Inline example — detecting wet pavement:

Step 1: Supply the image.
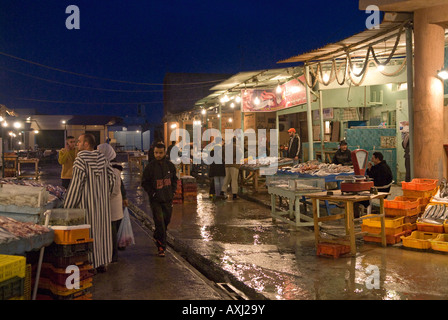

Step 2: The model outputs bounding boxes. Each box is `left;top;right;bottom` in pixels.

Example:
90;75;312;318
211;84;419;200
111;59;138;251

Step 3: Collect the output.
35;160;448;300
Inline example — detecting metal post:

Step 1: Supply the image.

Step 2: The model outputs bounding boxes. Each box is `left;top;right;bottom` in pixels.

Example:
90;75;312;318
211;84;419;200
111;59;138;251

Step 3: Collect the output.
406;25;414;180
319;90;325;162
305;65;314;160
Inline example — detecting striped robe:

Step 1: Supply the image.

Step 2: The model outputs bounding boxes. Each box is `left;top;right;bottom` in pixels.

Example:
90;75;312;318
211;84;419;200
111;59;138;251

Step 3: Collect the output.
64;150;115;268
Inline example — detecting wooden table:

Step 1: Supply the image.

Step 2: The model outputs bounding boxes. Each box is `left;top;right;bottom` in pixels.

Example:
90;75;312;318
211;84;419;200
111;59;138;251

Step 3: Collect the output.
240;160;293;192
17;158;39;179
268;185;324;227
305;190;389;256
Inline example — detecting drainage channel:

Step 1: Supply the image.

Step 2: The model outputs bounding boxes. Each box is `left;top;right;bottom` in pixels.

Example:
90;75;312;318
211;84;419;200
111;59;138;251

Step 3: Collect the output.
129;203;266;301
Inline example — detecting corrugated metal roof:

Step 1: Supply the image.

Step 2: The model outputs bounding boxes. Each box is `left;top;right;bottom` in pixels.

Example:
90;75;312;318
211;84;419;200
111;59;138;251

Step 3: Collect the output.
278;12;413;65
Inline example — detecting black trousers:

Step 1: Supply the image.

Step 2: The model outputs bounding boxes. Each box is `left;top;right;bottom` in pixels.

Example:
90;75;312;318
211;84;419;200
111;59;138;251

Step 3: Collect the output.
61;179;71;190
111;219;122;261
150;200;173;250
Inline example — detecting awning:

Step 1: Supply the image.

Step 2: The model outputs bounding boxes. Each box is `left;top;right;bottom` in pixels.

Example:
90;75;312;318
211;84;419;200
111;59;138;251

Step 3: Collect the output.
278;12;413;65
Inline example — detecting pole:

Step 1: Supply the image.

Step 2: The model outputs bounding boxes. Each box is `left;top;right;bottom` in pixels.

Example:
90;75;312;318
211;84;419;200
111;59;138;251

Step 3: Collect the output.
305;65;314;160
406;25;414;180
319;90;325;162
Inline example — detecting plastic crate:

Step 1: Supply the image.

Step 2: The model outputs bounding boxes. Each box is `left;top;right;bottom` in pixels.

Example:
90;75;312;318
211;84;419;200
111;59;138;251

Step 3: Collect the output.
402;179;438;191
49;209;86;226
445;220;448;234
363;230;410;245
0;255;26;282
402;188;437;202
51;225;91;245
401;231;439;250
429;234;448;253
47;240;93;258
43;252;90;269
384;196;419;210
40;262;94;287
362;214;404;229
316;242;351;258
402;223;417;232
0;276;24;300
403;214;419;225
38;276;92;296
385;206;419;217
361;224;403;236
416;219;445;233
37;287;92;300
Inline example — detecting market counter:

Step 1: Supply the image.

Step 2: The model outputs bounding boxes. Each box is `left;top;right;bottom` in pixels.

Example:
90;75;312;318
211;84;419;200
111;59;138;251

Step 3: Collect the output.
305;190;389;256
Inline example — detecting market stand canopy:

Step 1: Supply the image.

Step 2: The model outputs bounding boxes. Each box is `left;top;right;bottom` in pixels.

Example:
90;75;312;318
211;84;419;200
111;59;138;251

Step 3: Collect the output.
277;12;413;88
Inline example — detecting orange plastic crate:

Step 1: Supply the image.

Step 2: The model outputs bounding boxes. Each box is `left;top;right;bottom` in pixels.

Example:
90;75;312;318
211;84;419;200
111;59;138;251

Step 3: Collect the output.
402;179;438;191
361;224;403;236
416;219;445;233
385;206;419;217
51;225;91;245
384;196;419;210
316;242;351;258
363;230;410;245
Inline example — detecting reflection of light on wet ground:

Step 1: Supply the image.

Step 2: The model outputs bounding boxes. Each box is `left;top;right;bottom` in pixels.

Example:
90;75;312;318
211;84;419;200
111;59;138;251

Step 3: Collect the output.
196;193;216;242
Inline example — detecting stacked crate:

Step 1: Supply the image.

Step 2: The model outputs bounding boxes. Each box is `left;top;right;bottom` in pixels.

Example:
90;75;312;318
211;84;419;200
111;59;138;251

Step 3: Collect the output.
173;180;183;204
0;254;27;300
181;176;197;203
362;215;409;245
36;209;93;300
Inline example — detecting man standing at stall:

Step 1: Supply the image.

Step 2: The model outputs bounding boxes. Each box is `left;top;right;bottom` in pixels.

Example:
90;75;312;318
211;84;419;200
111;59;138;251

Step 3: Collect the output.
332;140;352;166
58;136;78;190
141;142;178;257
286;128;301;162
64;133;115;272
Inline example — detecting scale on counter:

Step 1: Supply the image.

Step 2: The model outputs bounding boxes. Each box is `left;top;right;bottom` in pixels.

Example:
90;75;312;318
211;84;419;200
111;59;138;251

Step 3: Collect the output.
338;149;374;194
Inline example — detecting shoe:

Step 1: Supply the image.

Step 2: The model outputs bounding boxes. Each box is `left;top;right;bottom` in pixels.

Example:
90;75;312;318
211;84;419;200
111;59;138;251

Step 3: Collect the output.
95;265;107;273
158;247;165;257
232;194;238;200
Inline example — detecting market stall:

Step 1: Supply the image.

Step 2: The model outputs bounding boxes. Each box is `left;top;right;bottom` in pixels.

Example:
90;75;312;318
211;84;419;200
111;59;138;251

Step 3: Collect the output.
239;157;293;192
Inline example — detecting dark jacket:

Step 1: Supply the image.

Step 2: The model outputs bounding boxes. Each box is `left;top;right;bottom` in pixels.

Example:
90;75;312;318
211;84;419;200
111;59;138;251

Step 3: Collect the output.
366;160;393;192
287;134;301;159
141;158;178;203
332;149;352;166
209;145;226;178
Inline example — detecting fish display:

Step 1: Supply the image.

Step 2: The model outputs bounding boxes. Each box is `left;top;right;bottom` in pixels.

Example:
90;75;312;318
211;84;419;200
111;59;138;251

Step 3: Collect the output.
421;204;448;223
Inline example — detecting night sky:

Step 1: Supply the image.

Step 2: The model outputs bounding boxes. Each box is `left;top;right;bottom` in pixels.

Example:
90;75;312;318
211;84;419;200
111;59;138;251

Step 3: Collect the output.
0;1;368;124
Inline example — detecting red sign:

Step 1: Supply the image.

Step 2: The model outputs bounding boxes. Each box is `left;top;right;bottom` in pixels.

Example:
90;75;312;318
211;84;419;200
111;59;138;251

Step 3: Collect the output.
241;76;307;112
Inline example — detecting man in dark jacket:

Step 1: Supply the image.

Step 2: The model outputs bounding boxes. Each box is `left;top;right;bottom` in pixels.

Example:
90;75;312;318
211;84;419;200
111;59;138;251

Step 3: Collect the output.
286;128;301;162
366;152;393;194
332;140;352;165
141;143;178;257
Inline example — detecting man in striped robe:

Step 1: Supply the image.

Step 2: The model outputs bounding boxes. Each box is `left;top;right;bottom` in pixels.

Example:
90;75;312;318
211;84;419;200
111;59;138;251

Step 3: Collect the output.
64;133;115;271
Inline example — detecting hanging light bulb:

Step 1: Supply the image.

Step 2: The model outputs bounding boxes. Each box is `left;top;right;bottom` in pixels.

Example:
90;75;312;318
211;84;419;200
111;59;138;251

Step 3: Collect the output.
235;95;241;103
322;73;330;83
201;109;206;115
228;118;233;123
230;103;235;108
254;97;260;105
377;65;385;72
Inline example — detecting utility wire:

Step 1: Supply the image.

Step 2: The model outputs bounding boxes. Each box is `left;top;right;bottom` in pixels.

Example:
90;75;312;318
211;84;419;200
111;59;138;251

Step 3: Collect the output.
0;51;228;86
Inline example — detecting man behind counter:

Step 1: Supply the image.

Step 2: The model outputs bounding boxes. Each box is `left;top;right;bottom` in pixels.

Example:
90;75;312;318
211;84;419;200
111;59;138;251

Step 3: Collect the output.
332;140;352;166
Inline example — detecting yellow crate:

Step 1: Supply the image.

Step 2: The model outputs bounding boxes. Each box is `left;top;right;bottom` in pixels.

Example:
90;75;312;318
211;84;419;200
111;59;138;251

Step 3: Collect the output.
361;224;403;236
362;214;404;229
0;255;26;283
402;188;437;202
401;231;439;250
429;234;448;253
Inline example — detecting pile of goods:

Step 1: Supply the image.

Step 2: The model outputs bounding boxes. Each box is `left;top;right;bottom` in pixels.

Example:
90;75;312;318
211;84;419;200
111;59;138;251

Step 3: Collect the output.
0;179;65;200
0;216;51;240
35;209;93;300
181;176;197;203
173;180;183;204
0;254;29;300
287;161;353;176
241;157;293;169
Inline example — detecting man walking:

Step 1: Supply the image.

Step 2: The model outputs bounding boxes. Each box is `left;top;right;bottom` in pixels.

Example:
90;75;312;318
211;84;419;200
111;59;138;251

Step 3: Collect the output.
64;133;115;272
141;142;178;257
58;135;78;189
